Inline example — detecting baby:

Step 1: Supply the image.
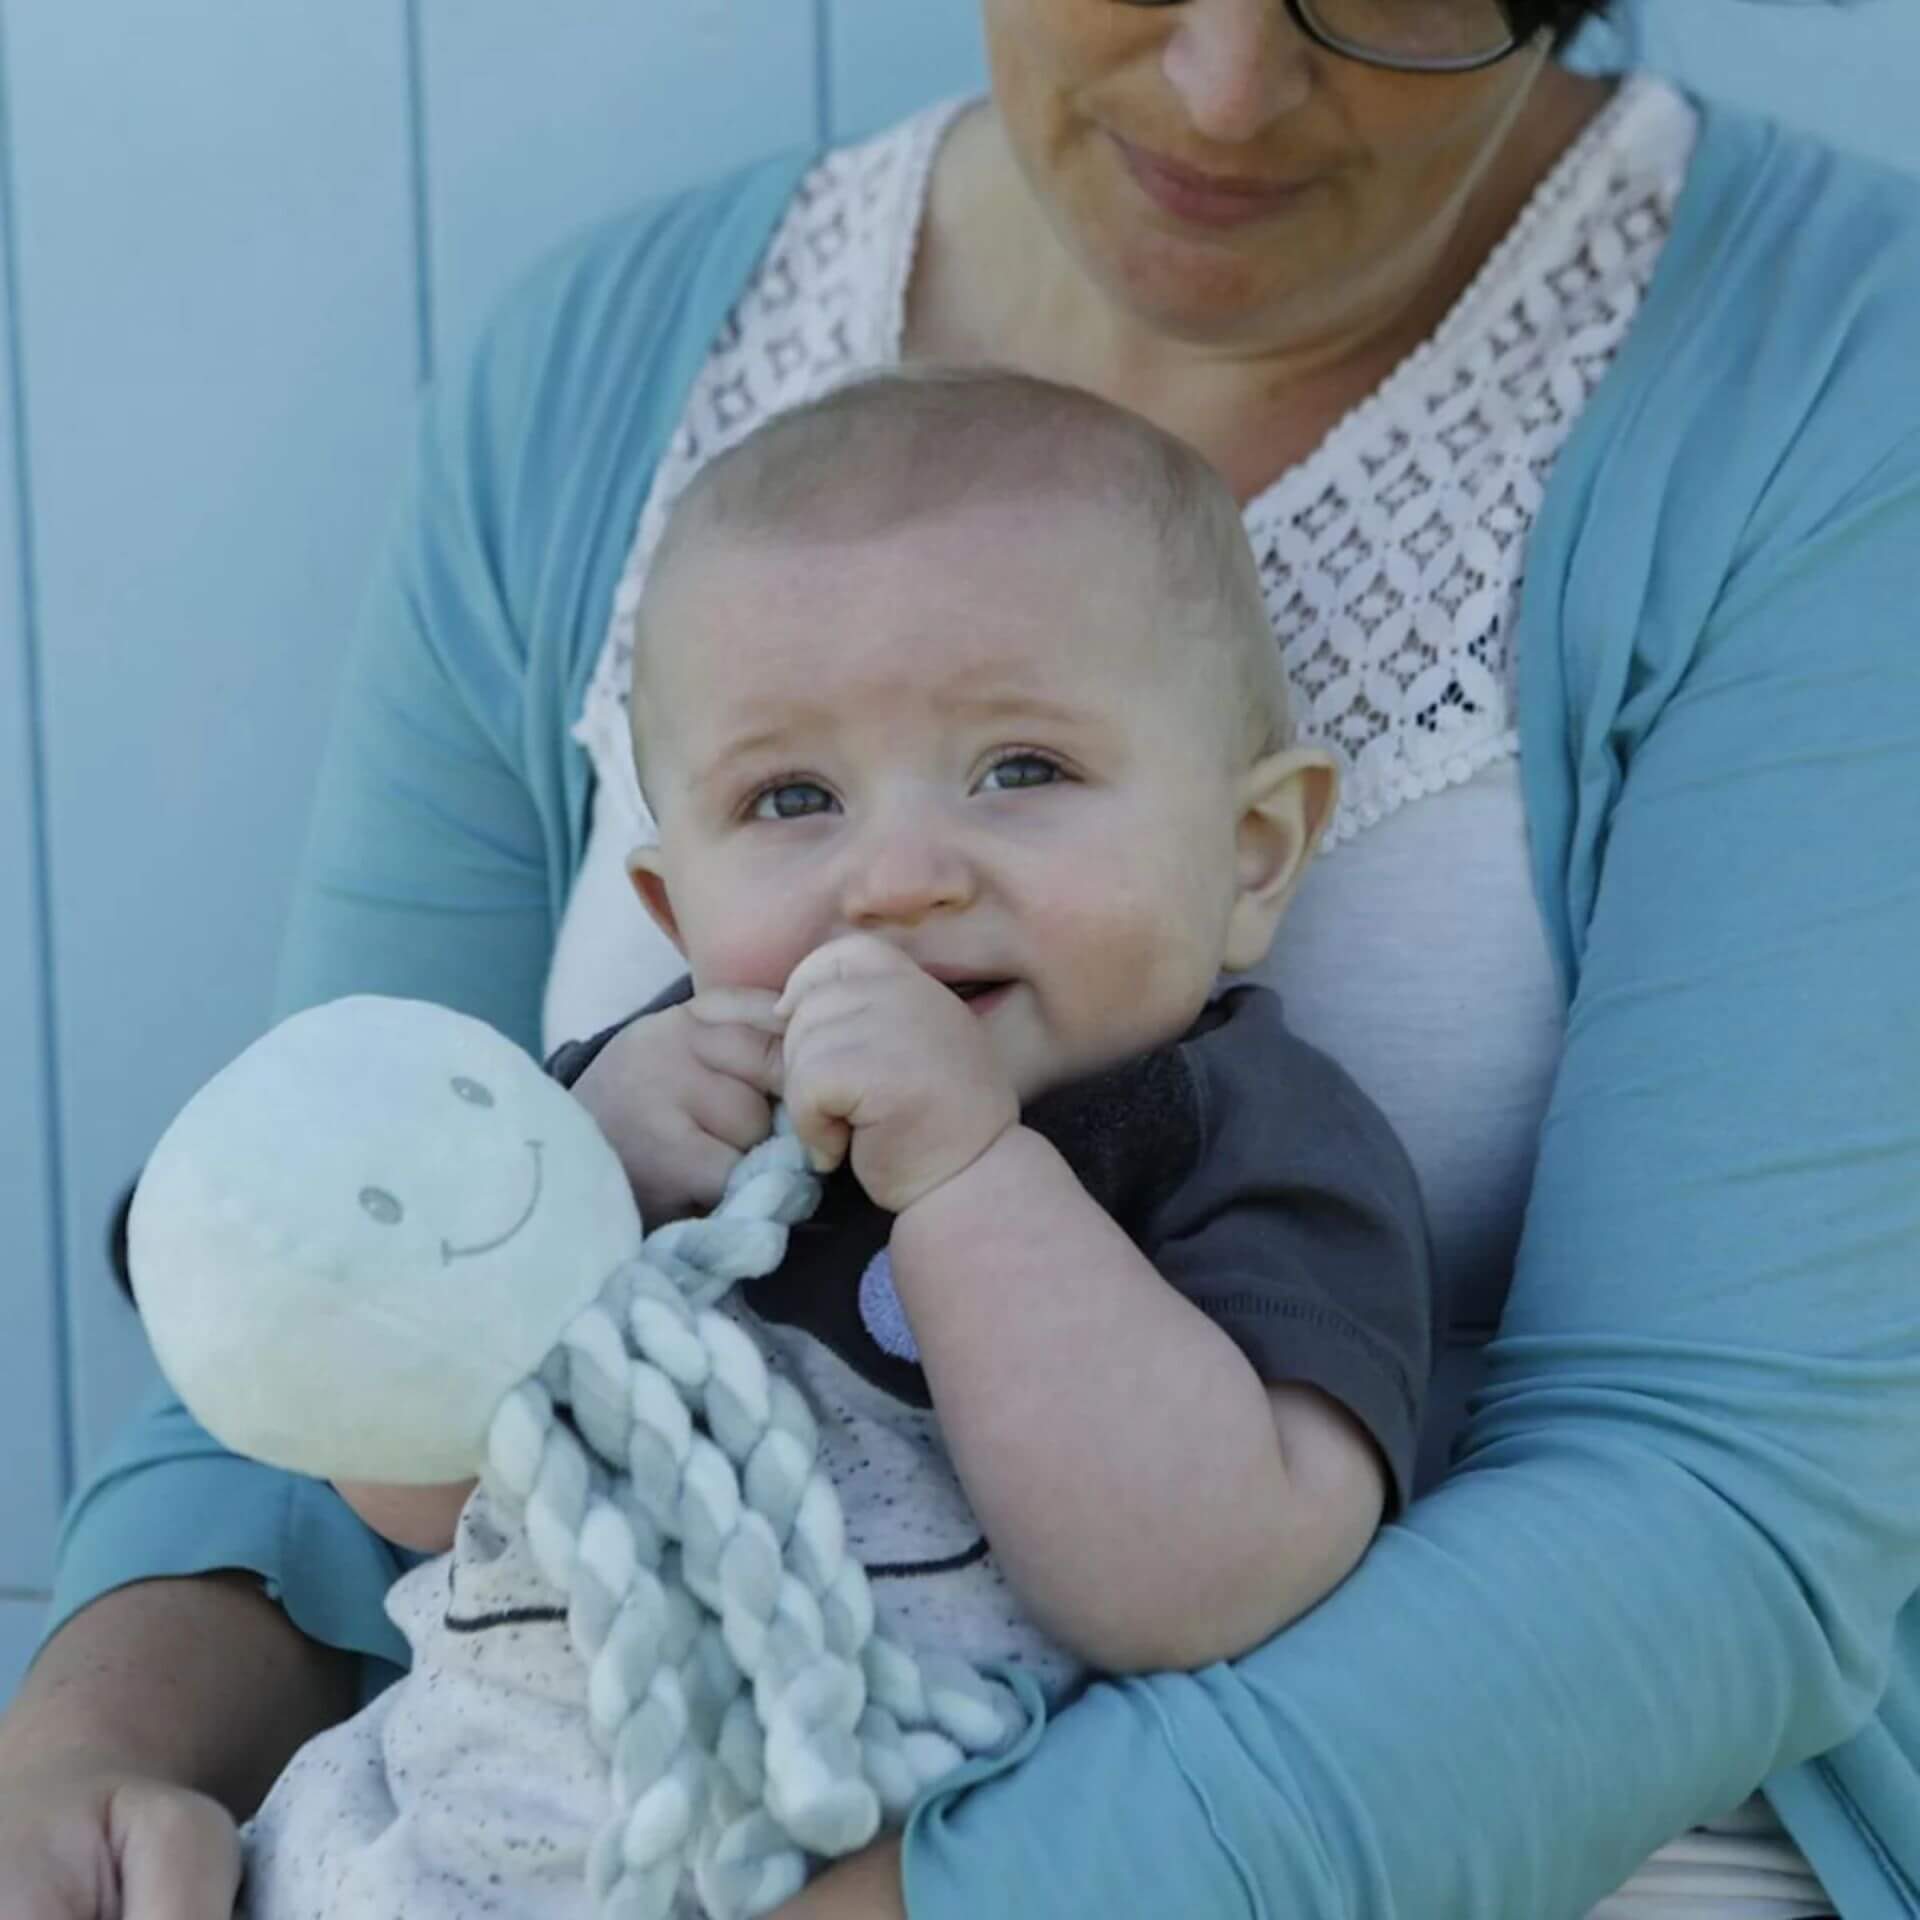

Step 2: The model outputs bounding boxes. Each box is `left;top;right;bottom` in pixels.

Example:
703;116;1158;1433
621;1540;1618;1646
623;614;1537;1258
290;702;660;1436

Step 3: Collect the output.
244;368;1434;1916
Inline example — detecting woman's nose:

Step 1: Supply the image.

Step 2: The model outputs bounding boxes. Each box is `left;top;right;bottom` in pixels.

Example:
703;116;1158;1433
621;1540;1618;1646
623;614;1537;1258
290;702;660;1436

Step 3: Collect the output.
1161;0;1312;145
840;819;976;927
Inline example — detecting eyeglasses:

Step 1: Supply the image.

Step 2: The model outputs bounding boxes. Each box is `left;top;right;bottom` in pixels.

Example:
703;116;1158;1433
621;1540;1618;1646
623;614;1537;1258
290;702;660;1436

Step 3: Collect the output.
1287;0;1526;70
1129;1;1528;75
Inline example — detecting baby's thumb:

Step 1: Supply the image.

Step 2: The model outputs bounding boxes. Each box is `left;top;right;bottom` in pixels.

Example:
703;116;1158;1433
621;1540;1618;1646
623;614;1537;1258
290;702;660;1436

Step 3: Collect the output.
785;1095;851;1177
111;1781;240;1920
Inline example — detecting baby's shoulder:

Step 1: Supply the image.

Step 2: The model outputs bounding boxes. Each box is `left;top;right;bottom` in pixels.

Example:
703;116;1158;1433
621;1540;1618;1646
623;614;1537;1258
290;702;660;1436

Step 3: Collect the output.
1177;986;1424;1212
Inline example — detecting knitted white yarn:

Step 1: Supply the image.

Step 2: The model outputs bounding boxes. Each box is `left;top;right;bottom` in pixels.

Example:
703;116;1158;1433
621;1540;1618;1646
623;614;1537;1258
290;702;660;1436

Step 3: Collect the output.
482;1108;1029;1920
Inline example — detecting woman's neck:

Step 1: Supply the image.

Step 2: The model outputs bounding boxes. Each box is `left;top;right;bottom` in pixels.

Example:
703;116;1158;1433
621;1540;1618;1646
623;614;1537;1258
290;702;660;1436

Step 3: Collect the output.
906;67;1615;502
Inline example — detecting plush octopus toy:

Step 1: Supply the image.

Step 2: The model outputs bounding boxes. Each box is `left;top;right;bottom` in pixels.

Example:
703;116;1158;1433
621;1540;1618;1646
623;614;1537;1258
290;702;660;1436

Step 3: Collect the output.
128;994;1028;1920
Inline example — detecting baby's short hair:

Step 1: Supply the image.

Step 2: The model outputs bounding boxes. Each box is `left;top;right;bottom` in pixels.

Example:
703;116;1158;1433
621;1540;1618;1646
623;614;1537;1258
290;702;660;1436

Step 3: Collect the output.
641;366;1289;763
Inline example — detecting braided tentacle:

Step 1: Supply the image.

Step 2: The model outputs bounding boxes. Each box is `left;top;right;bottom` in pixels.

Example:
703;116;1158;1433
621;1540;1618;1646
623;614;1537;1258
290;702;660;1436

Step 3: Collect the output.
488;1377;716;1918
488;1109;1031;1919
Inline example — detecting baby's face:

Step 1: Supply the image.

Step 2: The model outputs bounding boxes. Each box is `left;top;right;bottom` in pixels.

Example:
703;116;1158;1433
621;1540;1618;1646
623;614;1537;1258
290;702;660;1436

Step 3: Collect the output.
631;495;1259;1103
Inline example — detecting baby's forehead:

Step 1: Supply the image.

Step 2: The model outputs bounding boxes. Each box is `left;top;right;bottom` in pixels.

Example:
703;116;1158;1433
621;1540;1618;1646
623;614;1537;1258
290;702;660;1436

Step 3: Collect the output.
657;532;1183;702
629;489;1267;785
643;493;1177;657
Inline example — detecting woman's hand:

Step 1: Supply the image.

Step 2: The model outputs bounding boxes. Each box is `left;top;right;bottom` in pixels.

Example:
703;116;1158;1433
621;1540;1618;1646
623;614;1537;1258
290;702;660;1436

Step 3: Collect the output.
571;991;785;1225
0;1747;240;1920
773;1836;907;1920
0;1575;359;1918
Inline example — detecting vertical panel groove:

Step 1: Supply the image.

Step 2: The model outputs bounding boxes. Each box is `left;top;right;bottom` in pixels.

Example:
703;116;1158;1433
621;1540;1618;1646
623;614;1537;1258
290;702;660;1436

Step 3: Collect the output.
813;0;832;150
404;0;436;387
0;0;76;1511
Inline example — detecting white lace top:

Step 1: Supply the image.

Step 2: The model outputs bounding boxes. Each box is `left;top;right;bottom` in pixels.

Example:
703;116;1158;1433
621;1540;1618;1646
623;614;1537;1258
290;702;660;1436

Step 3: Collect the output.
544;77;1834;1919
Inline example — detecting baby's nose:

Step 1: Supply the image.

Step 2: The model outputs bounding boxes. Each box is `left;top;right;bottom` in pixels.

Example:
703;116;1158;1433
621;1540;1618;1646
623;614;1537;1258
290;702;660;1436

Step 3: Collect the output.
840;822;976;927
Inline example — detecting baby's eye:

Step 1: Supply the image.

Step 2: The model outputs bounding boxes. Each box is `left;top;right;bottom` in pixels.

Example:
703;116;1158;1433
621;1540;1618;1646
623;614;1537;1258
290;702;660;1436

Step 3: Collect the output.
750;780;835;821
450;1076;494;1108
978;753;1064;793
360;1187;404;1226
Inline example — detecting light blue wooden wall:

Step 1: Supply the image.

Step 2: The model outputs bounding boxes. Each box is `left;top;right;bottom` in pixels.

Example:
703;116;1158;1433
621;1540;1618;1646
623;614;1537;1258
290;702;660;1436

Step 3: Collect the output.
0;0;1913;1708
0;0;65;1703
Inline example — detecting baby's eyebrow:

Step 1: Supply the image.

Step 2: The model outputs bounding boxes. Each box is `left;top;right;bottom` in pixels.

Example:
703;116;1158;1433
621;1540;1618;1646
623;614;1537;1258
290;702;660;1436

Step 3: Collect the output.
937;689;1092;729
685;723;800;800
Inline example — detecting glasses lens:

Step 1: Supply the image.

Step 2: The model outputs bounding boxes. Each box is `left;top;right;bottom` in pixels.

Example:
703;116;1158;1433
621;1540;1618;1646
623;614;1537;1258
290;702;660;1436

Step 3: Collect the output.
1302;0;1517;68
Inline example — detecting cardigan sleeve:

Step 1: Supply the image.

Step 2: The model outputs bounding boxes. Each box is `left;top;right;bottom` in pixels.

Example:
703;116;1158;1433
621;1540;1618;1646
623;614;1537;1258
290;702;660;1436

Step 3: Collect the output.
269;244;610;1052
43;1383;414;1696
272;150;810;1048
42;157;809;1672
900;398;1920;1919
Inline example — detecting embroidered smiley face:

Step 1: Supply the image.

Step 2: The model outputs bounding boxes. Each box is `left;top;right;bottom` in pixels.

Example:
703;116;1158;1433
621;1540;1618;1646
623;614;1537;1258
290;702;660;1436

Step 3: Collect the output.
131;995;643;1485
354;1073;548;1268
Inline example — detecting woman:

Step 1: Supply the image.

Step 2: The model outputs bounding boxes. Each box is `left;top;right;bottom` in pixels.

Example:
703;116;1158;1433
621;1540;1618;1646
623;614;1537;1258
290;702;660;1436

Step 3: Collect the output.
4;1;1915;1915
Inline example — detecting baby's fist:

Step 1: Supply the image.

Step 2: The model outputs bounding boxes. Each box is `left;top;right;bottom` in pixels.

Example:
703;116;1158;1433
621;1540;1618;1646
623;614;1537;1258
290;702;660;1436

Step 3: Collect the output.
777;935;1017;1213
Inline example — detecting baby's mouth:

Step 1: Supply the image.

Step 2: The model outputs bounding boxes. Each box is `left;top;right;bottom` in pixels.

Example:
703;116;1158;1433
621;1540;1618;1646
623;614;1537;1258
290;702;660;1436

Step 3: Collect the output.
948;979;1013;1011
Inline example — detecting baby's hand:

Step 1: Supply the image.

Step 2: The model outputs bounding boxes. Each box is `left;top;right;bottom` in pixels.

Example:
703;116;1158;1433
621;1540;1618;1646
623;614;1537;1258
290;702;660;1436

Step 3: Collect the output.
777;934;1018;1214
571;989;785;1225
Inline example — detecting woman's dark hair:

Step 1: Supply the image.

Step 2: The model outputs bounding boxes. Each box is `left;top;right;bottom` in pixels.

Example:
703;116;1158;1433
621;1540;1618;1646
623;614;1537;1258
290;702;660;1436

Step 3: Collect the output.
1511;0;1612;48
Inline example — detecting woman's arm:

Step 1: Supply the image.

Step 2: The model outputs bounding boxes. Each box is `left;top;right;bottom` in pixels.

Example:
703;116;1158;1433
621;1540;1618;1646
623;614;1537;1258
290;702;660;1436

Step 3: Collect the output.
1;1574;359;1822
0;1574;358;1920
41;1385;413;1681
892;1126;1385;1673
894;444;1920;1912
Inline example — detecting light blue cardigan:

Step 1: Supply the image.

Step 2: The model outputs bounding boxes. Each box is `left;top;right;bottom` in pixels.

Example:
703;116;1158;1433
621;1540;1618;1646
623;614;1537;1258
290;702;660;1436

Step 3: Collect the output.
51;90;1920;1918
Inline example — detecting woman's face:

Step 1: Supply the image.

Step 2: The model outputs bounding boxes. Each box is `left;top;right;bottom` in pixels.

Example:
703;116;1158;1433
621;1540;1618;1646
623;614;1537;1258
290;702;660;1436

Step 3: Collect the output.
979;0;1557;352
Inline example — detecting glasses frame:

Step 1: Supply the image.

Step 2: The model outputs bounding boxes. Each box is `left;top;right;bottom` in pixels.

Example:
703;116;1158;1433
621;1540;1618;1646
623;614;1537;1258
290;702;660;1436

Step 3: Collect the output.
1283;0;1524;73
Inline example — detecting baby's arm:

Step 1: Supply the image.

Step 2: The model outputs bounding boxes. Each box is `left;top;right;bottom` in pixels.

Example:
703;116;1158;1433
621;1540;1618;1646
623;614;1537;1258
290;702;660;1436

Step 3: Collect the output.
777;938;1423;1675
890;1131;1386;1674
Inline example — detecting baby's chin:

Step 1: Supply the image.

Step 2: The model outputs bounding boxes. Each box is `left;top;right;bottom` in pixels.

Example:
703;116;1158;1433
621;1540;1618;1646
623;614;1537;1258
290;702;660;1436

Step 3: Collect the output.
1009;998;1214;1110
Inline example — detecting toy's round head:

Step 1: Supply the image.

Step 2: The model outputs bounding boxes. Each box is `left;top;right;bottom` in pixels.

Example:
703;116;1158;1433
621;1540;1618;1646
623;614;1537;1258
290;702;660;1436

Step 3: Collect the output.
130;996;643;1483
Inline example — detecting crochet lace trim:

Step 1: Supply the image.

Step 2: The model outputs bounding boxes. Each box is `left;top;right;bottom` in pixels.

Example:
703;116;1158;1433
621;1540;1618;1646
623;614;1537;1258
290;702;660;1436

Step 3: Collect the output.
574;77;1699;852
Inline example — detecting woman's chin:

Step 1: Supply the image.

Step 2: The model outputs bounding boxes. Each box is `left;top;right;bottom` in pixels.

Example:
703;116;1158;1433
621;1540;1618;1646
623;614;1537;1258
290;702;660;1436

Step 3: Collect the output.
1074;212;1310;344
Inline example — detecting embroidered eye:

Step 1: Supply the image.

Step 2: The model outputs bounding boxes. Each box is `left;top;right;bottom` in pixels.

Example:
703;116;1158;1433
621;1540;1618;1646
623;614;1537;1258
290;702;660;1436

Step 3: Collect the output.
451;1076;494;1107
360;1187;404;1226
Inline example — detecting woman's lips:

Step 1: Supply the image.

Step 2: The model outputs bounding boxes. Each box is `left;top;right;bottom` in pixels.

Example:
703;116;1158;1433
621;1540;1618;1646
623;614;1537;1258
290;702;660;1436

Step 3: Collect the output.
1113;135;1319;230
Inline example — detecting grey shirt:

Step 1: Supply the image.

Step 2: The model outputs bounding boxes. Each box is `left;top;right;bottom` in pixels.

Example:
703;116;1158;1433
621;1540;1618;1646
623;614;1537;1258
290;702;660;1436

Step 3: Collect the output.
552;979;1435;1515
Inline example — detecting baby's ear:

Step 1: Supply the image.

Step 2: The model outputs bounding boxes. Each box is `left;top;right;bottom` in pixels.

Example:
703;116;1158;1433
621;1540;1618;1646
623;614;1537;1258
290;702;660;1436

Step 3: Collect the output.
624;846;686;954
1222;747;1339;972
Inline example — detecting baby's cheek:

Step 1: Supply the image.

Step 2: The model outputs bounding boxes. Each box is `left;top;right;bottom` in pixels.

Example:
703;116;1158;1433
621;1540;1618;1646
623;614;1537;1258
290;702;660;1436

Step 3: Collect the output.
1051;882;1219;1047
687;912;816;997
